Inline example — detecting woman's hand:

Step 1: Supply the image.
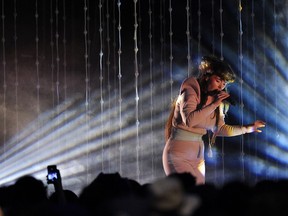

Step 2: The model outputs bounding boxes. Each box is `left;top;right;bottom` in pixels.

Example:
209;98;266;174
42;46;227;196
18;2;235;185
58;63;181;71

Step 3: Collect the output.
212;91;230;107
246;120;266;133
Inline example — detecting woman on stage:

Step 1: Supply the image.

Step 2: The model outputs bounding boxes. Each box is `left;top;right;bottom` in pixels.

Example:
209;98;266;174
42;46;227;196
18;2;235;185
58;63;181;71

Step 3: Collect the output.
162;56;265;184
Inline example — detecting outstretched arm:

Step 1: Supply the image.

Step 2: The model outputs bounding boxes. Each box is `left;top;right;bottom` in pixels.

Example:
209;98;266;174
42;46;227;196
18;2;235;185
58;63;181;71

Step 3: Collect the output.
242;120;266;133
216;120;266;137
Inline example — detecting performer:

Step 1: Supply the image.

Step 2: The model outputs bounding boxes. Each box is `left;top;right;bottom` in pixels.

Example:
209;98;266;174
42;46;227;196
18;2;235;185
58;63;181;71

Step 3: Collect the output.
162;56;265;185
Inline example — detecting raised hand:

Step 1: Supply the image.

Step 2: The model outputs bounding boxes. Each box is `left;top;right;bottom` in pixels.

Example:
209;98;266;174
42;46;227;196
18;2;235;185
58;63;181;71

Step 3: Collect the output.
246;120;266;133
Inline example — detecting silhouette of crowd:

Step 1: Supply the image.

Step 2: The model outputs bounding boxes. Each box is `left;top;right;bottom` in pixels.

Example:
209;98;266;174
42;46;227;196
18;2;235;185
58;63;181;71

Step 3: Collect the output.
1;170;288;216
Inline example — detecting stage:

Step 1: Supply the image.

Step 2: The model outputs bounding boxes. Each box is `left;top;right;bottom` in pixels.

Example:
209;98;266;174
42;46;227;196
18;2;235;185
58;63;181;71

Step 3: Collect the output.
0;0;287;195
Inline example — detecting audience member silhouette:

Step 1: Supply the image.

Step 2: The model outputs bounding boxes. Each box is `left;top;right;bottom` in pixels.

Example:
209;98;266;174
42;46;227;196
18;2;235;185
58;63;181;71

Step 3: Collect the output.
79;172;149;216
5;175;48;216
148;174;200;216
2;170;288;216
248;179;288;216
49;189;79;204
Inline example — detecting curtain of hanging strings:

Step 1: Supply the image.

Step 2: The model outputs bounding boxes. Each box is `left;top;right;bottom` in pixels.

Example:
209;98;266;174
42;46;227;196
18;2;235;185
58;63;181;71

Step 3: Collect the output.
0;0;286;194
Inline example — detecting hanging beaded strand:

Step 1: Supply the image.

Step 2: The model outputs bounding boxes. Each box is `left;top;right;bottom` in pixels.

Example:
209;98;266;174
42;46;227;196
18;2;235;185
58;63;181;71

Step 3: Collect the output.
55;0;60;107
1;0;7;159
273;0;279;180
207;0;215;159
83;0;90;183
159;0;164;85
112;0;118;171
197;0;201;60
133;0;140;182
148;0;155;178
207;0;217;159
210;0;218;182
98;0;105;172
138;0;143;90
50;0;55;110
186;0;191;77
238;0;245;181
106;0;112;172
159;0;166;125
117;0;123;174
262;0;268;180
83;0;91;111
211;0;215;55
251;0;258;183
63;0;67;106
138;0;144;177
219;0;225;182
62;0;69;167
168;0;173;103
35;0;41;164
14;0;19;144
54;0;62;155
35;0;40;112
219;0;224;60
112;0;116;98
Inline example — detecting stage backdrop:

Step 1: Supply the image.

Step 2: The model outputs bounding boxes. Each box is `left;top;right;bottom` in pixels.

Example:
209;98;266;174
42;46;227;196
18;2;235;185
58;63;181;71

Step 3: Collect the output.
0;0;287;195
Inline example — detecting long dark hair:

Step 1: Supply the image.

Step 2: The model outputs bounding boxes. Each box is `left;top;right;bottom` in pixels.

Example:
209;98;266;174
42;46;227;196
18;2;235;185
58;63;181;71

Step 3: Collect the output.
165;99;176;141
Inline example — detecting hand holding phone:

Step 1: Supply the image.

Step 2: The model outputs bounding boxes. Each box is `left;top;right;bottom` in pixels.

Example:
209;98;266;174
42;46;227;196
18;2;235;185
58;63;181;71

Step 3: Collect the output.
46;165;61;184
46;165;65;203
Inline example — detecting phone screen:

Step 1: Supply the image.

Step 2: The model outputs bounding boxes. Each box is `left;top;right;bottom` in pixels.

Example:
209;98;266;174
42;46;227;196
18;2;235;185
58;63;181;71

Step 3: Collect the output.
47;165;58;184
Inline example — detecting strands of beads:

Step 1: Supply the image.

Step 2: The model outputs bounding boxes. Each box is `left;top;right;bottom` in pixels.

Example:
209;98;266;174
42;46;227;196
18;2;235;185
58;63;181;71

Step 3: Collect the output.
87;0;91;109
138;0;143;88
159;0;164;84
197;0;201;59
186;0;191;77
117;0;123;174
148;0;155;178
210;0;217;182
238;0;245;181
112;0;118;173
262;0;268;180
35;0;41;166
251;0;258;183
211;0;215;55
54;1;62;158
219;0;225;182
106;0;112;172
138;0;143;176
63;0;67;106
55;0;60;107
13;0;19;145
219;0;224;60
83;0;90;182
50;0;55;109
112;0;117;98
159;0;166;126
35;0;39;110
0;0;286;192
62;0;69;170
133;0;140;182
98;0;104;172
1;0;7;158
168;0;173;103
273;0;279;179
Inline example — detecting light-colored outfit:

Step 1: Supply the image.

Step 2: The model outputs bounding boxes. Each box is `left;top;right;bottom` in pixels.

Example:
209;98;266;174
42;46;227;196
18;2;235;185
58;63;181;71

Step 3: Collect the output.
162;77;248;184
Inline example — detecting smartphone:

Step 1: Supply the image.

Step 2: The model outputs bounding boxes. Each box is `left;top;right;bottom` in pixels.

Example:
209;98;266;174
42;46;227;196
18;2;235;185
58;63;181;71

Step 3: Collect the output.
46;165;58;184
